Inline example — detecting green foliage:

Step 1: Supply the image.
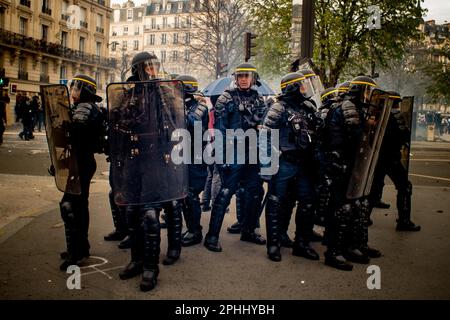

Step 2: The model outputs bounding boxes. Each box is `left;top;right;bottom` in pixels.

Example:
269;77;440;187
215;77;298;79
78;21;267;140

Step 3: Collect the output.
244;0;293;80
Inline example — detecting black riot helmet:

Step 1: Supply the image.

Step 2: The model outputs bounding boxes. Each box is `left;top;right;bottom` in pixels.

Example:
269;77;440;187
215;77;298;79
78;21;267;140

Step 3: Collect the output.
175;74;199;95
280;72;314;99
320;87;338;105
299;68;324;95
131;51;161;81
387;90;402;109
336;81;350;97
233;62;259;90
349;76;378;104
69;74;102;104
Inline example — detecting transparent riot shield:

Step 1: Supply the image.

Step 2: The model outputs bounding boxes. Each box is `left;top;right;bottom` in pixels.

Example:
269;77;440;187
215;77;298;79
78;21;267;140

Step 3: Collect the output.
346;89;393;199
40;84;81;194
107;80;188;206
400;96;414;174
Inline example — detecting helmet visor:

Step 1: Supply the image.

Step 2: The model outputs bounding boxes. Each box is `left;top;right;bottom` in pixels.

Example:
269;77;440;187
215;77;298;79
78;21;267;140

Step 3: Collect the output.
299;78;314;99
310;75;324;94
136;58;161;80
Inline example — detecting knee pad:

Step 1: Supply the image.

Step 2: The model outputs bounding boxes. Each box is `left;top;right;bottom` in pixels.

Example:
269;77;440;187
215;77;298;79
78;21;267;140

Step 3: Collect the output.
60;201;75;223
216;188;231;206
143;208;160;232
335;203;351;222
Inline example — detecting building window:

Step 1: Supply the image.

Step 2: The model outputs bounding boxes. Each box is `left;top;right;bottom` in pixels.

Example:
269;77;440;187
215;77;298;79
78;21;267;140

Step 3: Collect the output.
160;50;166;63
18;57;26;74
80;7;87;23
171;50;178;62
173;33;178;44
42;0;51;14
79;37;85;52
163;17;167;28
148;34;155;45
187;16;191;27
185;32;190;45
135;26;139;35
95;72;101;89
41;25;49;42
111;42;117;51
62;0;69;14
166;3;171;11
97;14;103;28
96;42;101;56
184;50;190;62
151;18;156;29
178;2;183;11
61;31;68;47
133;40;139;50
161;33;167;45
123;26;128;35
19;17;28;36
60;65;67;80
122;41;127;50
174;16;179;28
40;61;49;82
155;4;160;12
127;9;133;20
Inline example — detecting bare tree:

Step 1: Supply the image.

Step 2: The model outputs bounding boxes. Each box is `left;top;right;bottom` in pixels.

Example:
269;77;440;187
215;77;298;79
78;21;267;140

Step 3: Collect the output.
187;0;248;80
119;49;132;82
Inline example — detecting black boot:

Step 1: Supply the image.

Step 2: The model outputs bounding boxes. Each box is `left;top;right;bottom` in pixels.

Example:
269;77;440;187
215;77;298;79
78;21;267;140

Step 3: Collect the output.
292;240;319;260
292;204;319;260
265;195;282;262
163;201;182;265
119;206;143;280
182;231;203;247
359;246;382;258
343;247;370;264
280;232;293;248
104;191;128;241
204;189;230;252
324;251;353;271
227;221;241;234
396;182;421;231
141;207;161;291
140;266;159;292
324;204;353;271
118;235;132;249
182;190;203;246
240;231;266;245
59;200;88;271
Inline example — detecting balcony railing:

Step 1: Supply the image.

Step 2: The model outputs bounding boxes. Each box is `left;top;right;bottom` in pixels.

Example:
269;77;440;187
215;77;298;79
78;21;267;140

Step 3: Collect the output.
0;28;116;69
96;26;104;34
40;74;49;83
80;21;88;28
42;7;52;16
97;0;106;6
18;71;28;80
19;0;31;8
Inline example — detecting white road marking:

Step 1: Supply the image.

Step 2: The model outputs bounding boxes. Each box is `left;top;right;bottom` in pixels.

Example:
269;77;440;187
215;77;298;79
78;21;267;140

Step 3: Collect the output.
409;173;450;182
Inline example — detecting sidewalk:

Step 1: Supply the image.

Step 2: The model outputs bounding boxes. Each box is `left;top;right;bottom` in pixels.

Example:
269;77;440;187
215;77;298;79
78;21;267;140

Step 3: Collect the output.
0;173;449;299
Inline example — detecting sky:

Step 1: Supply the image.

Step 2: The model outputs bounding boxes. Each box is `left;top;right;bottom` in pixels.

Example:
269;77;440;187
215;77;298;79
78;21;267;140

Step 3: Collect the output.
111;0;450;24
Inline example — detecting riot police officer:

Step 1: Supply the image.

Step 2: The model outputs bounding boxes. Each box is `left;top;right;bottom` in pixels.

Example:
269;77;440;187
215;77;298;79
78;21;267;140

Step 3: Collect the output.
176;75;209;247
261;72;320;262
112;52;184;291
322;76;382;271
204;63;267;252
58;74;106;271
369;92;421;231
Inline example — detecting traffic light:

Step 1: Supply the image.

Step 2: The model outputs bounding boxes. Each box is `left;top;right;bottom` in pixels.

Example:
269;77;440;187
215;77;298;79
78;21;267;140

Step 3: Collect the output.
0;69;8;87
244;32;257;62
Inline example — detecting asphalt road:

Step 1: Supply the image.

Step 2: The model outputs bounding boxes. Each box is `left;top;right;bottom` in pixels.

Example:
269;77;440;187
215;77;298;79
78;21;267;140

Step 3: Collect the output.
1;127;450;300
